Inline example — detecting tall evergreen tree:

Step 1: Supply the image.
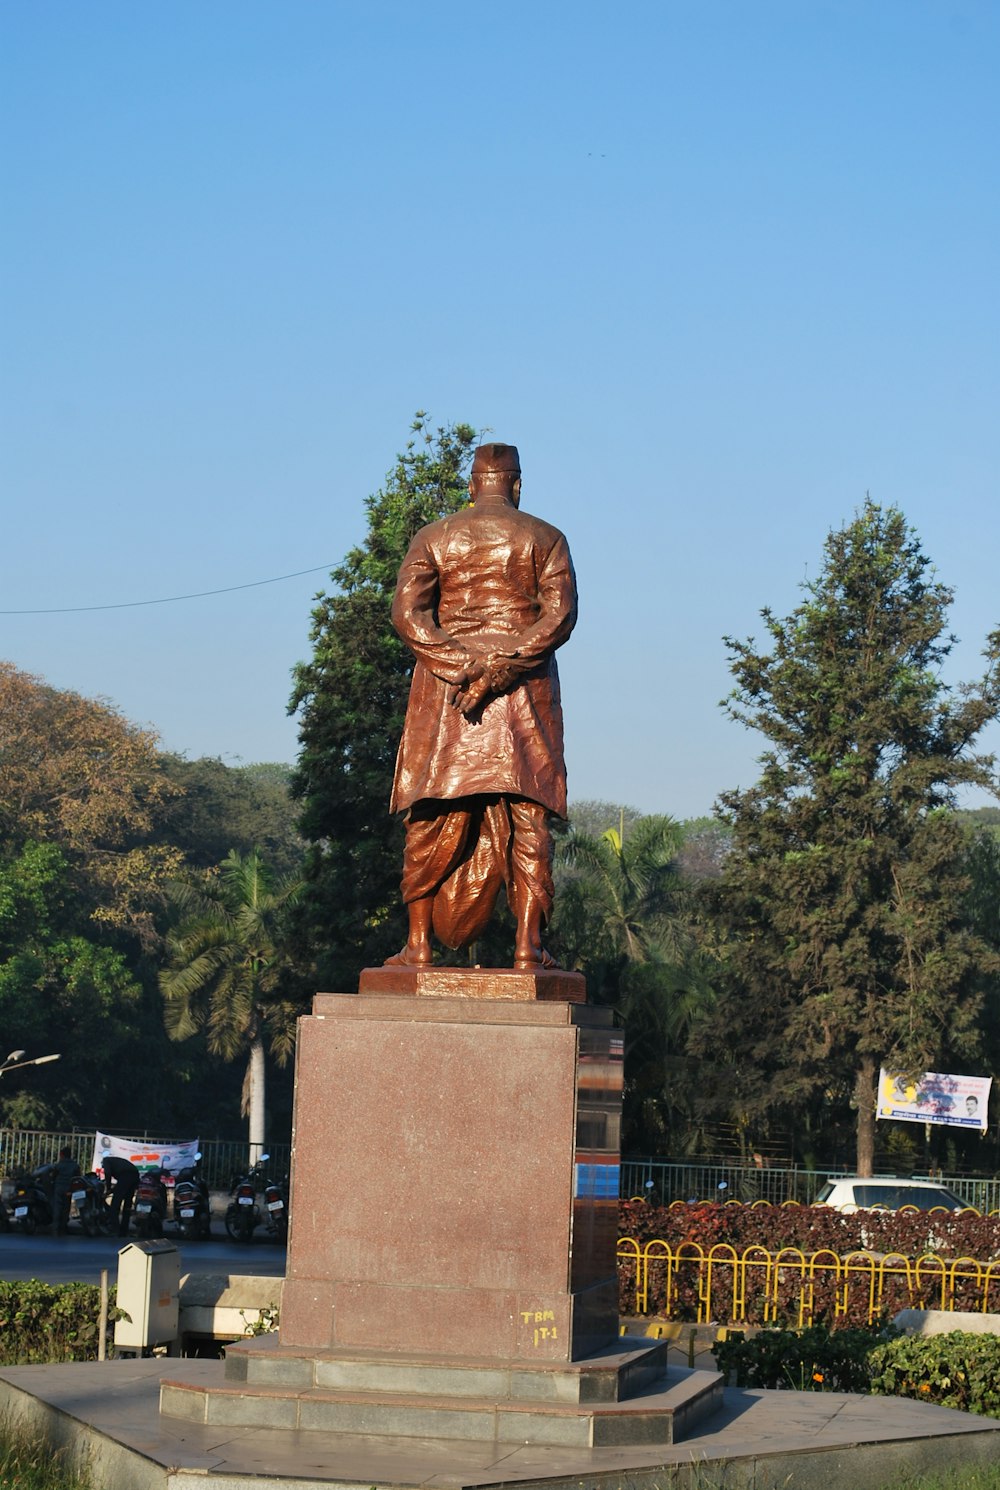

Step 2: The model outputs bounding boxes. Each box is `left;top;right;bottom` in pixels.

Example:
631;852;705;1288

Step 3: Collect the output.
711;499;1000;1174
289;415;477;986
963;826;1000;1135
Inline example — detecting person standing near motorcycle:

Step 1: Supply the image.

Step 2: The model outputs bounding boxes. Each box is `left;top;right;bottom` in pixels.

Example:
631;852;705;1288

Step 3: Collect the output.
51;1147;81;1235
103;1154;140;1237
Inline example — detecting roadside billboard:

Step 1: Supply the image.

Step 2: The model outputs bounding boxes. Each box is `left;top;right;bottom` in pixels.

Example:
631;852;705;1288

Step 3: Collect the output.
877;1069;990;1132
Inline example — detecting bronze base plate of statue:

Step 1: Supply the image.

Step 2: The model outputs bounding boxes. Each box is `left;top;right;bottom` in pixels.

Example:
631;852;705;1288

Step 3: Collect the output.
359;963;585;1002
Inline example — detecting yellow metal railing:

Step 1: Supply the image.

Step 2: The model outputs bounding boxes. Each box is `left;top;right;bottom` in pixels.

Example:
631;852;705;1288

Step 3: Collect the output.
618;1236;1000;1327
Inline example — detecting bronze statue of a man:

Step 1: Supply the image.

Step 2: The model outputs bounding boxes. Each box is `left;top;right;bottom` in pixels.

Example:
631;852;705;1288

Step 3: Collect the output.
386;441;577;969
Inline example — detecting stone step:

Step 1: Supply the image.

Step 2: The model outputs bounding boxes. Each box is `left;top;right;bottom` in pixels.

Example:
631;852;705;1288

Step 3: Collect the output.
160;1366;723;1449
222;1333;670;1405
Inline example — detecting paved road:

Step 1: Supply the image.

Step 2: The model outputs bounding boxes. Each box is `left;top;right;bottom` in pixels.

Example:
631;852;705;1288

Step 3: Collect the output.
0;1229;286;1285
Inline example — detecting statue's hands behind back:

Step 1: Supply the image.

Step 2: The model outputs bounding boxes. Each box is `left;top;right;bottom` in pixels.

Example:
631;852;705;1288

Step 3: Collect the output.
488;656;522;692
453;652;523;717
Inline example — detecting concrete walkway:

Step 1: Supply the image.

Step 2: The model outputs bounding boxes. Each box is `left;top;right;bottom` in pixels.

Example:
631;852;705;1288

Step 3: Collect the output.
1;1355;998;1490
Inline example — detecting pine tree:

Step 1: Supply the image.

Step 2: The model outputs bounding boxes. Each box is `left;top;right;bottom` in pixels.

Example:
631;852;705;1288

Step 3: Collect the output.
712;499;1000;1173
288;415;477;986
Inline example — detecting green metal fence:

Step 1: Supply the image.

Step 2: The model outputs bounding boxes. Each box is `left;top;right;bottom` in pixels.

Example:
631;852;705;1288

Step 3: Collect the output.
620;1157;1000;1213
0;1129;291;1192
4;1133;995;1212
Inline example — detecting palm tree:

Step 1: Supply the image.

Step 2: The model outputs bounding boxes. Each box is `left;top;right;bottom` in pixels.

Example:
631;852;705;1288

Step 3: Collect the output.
160;849;304;1162
555;811;697;979
552;812;716;1149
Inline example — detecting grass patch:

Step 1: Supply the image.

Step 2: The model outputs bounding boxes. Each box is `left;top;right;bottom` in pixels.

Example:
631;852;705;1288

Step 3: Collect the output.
0;1421;89;1489
685;1462;1000;1490
875;1468;1000;1490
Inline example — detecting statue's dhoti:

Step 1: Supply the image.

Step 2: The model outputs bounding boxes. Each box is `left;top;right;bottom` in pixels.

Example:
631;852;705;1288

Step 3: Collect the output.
400;795;553;950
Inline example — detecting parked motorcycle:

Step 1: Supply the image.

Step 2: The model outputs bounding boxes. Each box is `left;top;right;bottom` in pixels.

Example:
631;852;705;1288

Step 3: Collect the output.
172;1153;211;1240
133;1166;170;1238
71;1171;112;1237
224;1154;271;1243
0;1175;13;1232
262;1172;289;1242
9;1162;57;1234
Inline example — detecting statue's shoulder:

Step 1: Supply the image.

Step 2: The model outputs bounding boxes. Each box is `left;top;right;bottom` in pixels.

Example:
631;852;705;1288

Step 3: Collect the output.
514;507;569;550
409;504;567;551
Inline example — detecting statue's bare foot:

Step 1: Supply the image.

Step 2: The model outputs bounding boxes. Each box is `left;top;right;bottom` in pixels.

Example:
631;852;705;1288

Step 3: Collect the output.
513;947;559;972
384;943;433;967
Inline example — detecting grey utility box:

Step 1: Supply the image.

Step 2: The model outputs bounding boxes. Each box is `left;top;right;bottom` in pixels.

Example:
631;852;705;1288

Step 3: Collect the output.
115;1239;180;1351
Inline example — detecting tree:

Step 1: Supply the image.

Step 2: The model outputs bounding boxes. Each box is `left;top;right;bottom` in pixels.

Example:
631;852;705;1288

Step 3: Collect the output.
676;817;733;882
289;414;477;986
963;827;1000;1155
564;800;647;840
551;811;715;1151
0;661;181;943
0;665;237;1130
0;841;146;1128
712;499;1000;1174
159;850;304;1160
155;755;305;880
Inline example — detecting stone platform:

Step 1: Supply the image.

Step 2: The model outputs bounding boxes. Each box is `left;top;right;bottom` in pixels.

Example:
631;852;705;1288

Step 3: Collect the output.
3;1354;1000;1489
160;1334;723;1449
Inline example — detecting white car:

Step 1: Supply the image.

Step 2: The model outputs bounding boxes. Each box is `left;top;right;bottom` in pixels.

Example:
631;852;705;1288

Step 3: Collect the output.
812;1177;967;1213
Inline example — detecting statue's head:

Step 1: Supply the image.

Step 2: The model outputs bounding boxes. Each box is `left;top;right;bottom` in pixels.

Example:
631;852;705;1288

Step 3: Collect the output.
469;442;521;507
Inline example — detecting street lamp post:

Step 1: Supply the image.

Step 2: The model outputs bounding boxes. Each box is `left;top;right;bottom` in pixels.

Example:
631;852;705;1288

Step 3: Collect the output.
0;1051;61;1076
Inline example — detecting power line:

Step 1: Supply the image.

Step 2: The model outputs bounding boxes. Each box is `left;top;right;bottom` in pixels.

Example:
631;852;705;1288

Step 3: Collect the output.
0;563;336;616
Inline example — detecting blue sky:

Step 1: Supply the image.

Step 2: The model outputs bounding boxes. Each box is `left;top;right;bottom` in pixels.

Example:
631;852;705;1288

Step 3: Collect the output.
2;1;997;820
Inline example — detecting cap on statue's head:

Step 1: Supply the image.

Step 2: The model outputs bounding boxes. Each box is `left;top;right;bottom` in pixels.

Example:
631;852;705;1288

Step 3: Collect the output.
472;442;520;476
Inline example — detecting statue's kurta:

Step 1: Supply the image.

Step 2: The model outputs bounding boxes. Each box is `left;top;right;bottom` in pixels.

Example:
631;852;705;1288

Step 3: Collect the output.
390;496;577;818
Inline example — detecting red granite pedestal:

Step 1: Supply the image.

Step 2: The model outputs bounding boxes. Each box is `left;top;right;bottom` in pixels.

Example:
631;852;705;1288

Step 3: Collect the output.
160;970;725;1449
281;969;621;1363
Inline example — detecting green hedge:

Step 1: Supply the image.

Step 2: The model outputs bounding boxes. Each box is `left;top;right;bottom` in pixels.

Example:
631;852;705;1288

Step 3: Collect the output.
712;1324;1000;1420
0;1280;115;1365
711;1324;885;1391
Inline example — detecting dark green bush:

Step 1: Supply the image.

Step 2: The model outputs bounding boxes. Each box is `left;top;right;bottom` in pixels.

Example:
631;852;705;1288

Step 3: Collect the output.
0;1280;114;1365
710;1323;1000;1420
869;1331;1000;1419
711;1323;892;1391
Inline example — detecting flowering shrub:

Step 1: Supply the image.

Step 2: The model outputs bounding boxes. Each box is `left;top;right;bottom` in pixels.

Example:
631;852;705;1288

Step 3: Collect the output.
710;1323;1000;1418
868;1331;1000;1419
